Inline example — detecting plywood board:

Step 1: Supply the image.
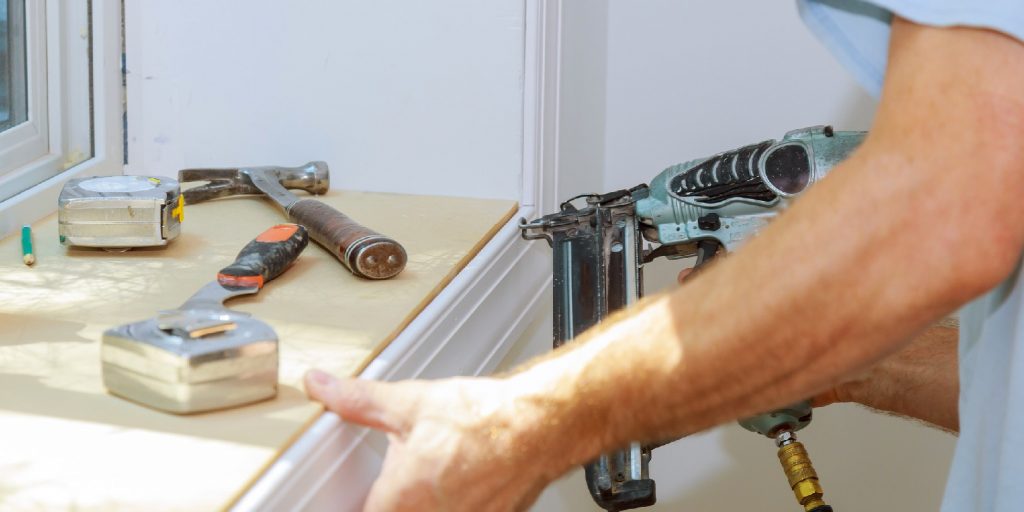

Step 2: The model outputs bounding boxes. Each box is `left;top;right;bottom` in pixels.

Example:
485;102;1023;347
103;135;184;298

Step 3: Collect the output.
0;191;517;511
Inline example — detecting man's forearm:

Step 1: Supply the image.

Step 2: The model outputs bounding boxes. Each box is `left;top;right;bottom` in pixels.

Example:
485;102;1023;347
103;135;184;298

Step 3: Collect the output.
504;19;1024;469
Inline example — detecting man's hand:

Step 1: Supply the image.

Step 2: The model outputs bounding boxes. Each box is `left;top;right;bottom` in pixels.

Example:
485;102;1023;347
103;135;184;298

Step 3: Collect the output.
809;323;960;432
303;370;562;512
677;267;694;285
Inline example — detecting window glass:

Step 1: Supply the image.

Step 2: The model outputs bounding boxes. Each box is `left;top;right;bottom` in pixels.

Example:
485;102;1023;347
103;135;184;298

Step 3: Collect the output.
0;0;27;134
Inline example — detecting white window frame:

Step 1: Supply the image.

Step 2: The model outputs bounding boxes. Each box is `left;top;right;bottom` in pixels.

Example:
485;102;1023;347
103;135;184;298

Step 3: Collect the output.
0;0;48;173
0;0;123;238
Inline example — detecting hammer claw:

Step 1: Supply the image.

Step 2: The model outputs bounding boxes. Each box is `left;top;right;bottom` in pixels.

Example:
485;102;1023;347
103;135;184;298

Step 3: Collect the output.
182;181;261;205
178;168;245;183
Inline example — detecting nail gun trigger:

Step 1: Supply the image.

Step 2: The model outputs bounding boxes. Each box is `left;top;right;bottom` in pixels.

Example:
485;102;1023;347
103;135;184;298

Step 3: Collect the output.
642;243;697;264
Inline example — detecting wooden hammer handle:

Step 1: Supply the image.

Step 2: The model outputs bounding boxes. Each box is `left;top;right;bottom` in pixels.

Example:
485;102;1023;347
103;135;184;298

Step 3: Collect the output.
287;199;407;279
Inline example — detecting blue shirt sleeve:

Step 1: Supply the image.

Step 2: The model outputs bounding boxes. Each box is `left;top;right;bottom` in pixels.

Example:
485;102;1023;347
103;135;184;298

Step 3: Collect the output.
798;0;1024;97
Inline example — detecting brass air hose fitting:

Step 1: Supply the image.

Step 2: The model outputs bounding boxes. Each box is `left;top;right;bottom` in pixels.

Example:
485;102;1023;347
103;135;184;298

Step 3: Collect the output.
775;430;833;512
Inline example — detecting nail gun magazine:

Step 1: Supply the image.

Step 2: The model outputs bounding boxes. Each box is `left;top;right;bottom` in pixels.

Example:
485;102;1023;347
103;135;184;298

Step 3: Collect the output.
519;126;865;512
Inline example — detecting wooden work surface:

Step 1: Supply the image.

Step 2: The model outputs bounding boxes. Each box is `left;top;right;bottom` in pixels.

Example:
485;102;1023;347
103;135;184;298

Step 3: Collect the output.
0;191;517;511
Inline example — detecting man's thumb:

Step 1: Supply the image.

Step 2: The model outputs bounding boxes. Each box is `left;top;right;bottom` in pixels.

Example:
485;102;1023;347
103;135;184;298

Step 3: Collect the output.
304;369;411;433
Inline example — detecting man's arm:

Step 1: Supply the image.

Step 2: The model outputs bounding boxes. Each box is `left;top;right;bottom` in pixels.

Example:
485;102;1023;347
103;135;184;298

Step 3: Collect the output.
816;322;959;433
305;18;1024;511
501;16;1024;460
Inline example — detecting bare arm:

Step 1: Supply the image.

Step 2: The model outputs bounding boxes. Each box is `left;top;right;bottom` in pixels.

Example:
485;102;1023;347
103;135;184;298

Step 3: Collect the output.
816;322;960;433
503;18;1024;462
305;19;1024;511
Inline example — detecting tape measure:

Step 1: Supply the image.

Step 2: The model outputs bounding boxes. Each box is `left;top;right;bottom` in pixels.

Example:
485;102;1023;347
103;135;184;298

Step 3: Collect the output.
58;175;183;248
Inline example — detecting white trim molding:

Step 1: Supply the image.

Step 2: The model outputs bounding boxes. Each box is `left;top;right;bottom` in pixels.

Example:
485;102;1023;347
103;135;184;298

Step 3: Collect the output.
521;0;562;214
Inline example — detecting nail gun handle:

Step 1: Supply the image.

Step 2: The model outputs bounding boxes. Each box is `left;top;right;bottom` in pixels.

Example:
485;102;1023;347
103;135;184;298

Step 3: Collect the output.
287;199;407;280
217;224;310;288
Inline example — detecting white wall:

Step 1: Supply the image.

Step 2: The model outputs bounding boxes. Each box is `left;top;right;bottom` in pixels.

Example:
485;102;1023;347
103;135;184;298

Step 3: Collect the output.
505;1;958;511
124;0;526;200
602;0;876;191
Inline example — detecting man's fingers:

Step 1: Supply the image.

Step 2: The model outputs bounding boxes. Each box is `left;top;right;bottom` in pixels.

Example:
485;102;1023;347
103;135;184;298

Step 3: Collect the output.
677;267;694;285
364;441;438;512
304;369;414;433
811;387;842;408
363;469;400;512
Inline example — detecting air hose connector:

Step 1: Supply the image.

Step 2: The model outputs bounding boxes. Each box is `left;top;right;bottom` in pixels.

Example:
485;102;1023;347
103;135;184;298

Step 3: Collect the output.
775;430;833;512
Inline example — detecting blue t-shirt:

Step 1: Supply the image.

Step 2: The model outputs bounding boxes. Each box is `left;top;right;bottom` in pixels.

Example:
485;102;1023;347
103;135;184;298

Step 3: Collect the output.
797;1;1024;510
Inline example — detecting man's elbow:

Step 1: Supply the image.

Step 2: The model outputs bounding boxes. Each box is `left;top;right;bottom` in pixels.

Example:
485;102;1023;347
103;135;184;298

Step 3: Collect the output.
938;169;1024;302
955;227;1022;299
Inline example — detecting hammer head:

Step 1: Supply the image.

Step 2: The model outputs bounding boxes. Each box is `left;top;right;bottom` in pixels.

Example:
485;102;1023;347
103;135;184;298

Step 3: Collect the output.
101;310;278;414
179;161;330;204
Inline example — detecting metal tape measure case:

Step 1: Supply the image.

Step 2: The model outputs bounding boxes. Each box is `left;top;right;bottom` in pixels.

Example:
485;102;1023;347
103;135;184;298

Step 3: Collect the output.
58;176;184;248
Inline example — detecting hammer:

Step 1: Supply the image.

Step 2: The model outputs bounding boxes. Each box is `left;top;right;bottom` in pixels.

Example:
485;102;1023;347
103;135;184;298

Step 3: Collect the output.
179;162;407;280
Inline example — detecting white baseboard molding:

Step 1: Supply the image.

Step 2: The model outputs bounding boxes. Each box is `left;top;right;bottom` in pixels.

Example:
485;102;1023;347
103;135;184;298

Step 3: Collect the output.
234;210;553;511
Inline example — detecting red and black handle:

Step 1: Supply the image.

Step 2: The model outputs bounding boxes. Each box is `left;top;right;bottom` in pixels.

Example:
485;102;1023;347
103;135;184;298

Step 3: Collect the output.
217;224;309;288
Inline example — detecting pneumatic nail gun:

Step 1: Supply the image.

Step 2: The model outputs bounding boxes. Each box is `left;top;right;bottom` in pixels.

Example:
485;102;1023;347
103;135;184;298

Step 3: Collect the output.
520;126;866;512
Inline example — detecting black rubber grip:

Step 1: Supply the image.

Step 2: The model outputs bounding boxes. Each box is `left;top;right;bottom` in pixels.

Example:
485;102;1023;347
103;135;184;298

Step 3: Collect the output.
217;224;309;288
809;506;834;512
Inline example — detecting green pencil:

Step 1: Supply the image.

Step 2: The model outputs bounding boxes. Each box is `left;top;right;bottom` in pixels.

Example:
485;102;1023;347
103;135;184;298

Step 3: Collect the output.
21;225;35;266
